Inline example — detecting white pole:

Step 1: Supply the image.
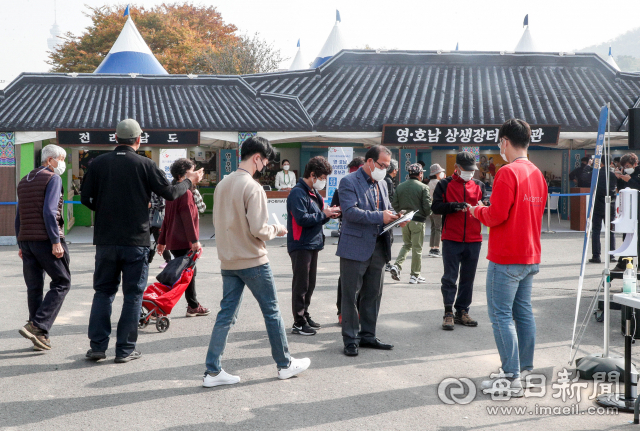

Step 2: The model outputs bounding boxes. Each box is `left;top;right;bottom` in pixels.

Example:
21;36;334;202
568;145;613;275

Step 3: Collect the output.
604;102;611;358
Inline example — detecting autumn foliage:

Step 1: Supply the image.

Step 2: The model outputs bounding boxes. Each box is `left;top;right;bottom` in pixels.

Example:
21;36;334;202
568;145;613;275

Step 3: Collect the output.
48;3;239;74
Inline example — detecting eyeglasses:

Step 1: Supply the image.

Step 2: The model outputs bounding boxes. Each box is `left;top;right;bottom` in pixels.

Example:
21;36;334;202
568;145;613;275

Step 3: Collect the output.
374;160;390;170
498;138;507;149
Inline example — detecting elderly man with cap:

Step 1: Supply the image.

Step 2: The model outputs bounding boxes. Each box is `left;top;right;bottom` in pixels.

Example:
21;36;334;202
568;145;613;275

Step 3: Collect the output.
82;119;204;363
427;164;446;258
389;163;432;284
431;152;486;331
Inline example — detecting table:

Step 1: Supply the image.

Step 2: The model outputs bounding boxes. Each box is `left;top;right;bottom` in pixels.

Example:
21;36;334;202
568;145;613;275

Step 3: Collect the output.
606;294;640;418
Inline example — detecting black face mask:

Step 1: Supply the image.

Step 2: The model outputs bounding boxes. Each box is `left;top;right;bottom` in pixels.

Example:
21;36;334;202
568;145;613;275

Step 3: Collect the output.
254;158;266;178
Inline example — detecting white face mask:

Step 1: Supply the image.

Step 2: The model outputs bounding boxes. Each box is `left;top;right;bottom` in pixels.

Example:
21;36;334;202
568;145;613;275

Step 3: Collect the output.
438;172;445;180
499;141;509;163
313;178;326;190
459;170;474;182
370;162;387;182
283;165;290;171
625;168;635;175
52;160;66;176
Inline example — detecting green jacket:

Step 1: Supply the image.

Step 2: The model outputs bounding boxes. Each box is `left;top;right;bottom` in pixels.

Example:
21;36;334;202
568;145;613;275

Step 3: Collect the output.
391;177;432;222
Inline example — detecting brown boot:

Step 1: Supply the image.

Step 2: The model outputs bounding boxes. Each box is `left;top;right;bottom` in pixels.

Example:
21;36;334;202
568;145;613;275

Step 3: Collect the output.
19;322;51;350
442;312;455;330
455;311;478;327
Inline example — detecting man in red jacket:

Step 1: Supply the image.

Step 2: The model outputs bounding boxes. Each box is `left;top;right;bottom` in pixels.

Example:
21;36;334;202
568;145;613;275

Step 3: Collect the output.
432;152;486;331
470;119;547;397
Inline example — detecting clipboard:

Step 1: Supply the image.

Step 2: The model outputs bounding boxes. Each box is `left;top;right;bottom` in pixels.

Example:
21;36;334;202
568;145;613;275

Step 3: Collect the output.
381;210;416;234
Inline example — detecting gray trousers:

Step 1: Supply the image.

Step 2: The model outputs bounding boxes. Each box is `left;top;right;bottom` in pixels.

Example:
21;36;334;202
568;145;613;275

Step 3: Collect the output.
340;240;386;346
430;214;442;248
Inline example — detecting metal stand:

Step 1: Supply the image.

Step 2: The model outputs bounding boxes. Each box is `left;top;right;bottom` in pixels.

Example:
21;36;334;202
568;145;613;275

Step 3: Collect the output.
576;104;630;382
596;305;638;413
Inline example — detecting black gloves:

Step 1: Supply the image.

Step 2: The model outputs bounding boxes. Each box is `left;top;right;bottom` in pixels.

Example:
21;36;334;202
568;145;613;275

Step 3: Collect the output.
451;202;469;211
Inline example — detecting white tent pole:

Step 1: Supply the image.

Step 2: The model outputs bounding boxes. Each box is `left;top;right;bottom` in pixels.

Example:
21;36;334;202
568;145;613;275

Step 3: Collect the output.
604;102;611;358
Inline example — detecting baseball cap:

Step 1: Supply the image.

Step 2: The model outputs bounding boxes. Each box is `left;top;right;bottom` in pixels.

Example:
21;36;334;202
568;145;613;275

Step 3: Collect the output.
407;163;423;175
429;163;445;176
456;151;478;171
116;119;143;139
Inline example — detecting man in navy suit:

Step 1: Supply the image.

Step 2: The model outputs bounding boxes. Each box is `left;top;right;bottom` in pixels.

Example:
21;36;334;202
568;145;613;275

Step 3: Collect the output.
337;145;404;356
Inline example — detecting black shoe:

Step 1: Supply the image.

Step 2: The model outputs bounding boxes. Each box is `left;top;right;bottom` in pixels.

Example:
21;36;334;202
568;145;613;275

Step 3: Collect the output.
611;256;617;262
86;349;106;360
589;256;602;264
359;338;394;350
306;317;321;329
114;350;142;363
344;343;358;356
291;323;316;336
613;263;626;272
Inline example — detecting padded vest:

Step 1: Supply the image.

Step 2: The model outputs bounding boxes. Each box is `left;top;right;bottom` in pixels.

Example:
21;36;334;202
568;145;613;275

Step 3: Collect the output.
17;167;64;242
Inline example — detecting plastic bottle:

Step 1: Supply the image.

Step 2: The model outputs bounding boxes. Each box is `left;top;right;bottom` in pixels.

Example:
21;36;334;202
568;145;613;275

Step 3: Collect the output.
622;258;637;295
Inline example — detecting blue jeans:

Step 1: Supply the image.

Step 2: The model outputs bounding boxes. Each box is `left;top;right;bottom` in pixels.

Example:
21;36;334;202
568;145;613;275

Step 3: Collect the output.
88;245;149;358
486;262;539;378
205;263;290;373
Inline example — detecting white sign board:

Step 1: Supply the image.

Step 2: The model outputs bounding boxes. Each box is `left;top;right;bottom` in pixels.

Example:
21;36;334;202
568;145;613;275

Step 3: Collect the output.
326;147;353;231
268;199;288;226
160;149;187;181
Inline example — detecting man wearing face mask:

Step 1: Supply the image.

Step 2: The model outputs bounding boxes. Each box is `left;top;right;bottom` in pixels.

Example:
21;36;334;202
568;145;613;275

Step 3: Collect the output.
82;119;204;363
432;151;486;331
287;156;341;336
389;163;432;284
337;145;403;357
469;119;547;396
613;153;640;271
15;144;70;351
569;156;593;188
275;159;296;191
204;136;310;387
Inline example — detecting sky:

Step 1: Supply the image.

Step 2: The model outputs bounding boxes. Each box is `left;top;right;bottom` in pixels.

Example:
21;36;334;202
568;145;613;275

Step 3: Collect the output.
1;0;639;89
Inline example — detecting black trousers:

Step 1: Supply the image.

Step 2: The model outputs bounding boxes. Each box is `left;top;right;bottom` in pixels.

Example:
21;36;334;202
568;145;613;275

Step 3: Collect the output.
336;277;361;315
441;240;481;313
592;209;615;257
290;249;319;326
340;239;386;345
150;227;172;263
20;239;71;336
88;245;148;357
170;248;199;309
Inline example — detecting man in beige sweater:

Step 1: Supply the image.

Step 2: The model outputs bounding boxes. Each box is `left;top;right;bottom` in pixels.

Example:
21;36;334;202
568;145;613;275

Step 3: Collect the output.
203;137;311;388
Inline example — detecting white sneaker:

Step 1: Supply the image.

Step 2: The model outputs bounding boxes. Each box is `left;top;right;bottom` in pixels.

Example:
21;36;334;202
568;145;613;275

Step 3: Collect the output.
390;265;400;281
278;357;311;380
481;376;524;398
409;275;426;284
202;370;241;388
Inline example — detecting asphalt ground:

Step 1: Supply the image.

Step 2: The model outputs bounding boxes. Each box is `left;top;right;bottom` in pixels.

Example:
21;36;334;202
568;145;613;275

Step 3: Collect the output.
0;232;637;430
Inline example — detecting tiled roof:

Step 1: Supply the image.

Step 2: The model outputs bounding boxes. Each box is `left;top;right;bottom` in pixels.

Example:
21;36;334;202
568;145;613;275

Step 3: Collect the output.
0;74;313;131
1;51;639;134
246;50;640;132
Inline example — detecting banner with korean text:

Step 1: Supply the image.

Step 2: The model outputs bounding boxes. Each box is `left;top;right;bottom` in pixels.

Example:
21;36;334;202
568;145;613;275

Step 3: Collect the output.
326;147;353;231
160;149;187;181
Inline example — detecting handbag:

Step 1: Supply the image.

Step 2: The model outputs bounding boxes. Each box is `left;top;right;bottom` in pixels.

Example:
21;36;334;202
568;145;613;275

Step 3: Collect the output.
151;208;164;228
156;250;199;287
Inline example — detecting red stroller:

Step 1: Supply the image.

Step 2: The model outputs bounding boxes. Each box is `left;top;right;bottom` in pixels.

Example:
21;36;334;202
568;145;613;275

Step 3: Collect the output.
138;250;201;333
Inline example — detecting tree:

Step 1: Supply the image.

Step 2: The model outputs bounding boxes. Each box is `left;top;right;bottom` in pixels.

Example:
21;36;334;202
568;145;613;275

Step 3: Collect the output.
616;56;640;73
191;33;287;75
48;3;239;74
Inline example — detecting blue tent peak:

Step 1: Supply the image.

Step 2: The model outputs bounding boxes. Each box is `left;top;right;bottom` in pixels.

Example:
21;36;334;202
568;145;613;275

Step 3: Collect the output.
94;17;167;74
